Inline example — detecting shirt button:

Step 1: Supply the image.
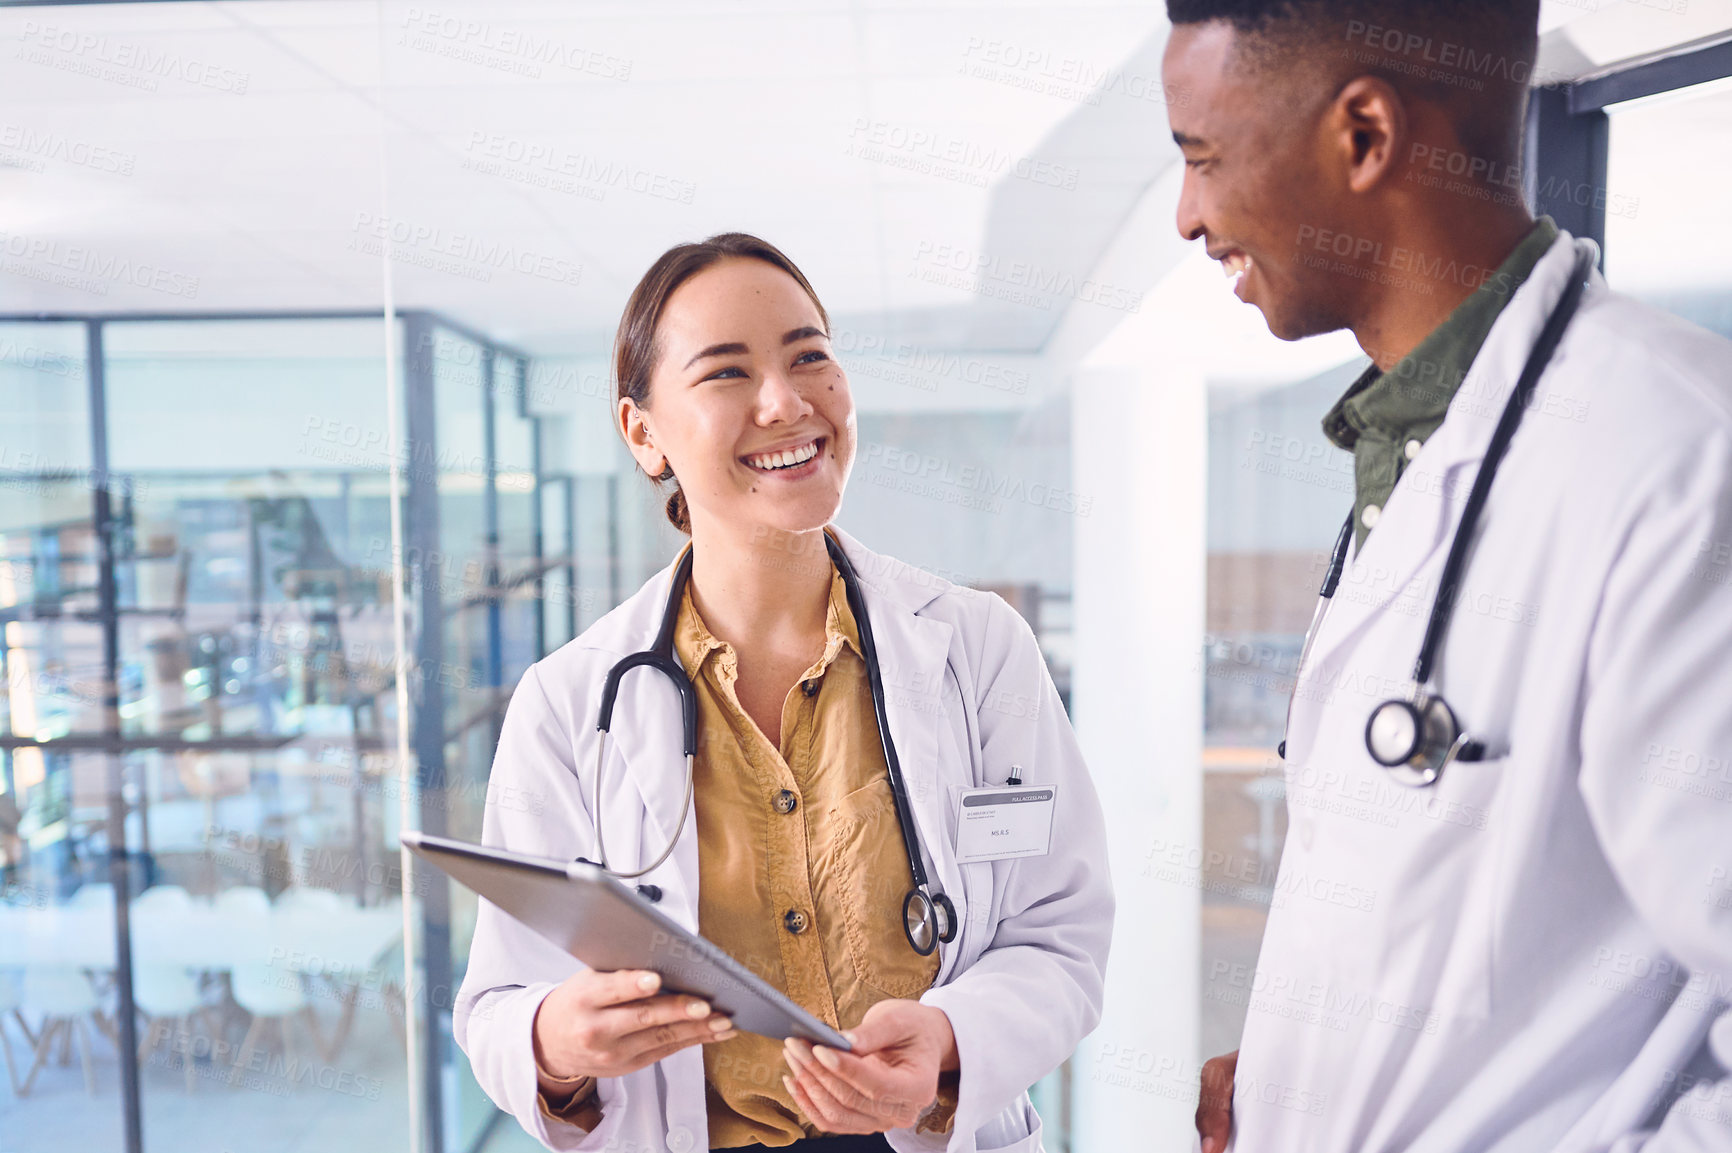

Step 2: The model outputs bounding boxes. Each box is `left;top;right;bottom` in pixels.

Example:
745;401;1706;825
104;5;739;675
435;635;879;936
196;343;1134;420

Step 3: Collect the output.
1361;503;1382;529
1404;438;1423;461
802;679;819;697
784;909;809;935
667;1127;695;1153
773;789;798;815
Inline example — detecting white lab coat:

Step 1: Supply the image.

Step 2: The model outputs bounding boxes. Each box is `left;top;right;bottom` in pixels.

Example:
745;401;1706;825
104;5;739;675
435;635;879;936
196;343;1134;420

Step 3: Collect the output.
1232;232;1732;1151
455;529;1113;1153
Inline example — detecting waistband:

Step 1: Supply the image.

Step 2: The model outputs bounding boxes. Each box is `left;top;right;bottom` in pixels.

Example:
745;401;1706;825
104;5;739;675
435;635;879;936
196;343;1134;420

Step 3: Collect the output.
712;1134;895;1153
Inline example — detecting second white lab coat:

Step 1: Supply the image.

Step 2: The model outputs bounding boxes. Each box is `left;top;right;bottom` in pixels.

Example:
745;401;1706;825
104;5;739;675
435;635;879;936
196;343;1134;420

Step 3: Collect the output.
1232;233;1732;1150
455;529;1113;1153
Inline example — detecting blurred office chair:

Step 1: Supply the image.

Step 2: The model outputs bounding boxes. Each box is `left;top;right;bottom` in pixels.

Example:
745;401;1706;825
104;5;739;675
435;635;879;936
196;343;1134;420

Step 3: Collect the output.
227;962;317;1087
131;885;207;1092
375;938;407;1048
274;885;346;916
133;884;193;915
134;965;207;1093
220;881;319;1083
0;969;23;1096
68;882;114;910
20;967;101;1096
212;886;271;919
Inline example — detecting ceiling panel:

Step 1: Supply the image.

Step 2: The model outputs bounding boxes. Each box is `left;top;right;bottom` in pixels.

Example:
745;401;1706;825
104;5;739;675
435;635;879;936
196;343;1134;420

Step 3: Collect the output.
1;1;1178;358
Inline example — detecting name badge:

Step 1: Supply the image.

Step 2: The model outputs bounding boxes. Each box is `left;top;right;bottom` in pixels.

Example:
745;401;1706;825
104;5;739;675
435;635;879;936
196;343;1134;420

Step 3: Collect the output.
954;785;1057;864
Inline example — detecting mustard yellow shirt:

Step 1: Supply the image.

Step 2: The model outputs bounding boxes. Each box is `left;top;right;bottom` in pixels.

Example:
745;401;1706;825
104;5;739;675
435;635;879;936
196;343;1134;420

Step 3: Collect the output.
681;561;942;1147
540;556;953;1145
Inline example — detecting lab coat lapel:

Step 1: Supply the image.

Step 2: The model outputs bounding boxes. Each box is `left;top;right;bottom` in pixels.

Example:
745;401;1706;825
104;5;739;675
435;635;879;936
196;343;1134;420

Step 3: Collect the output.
1296;234;1591;686
1294;461;1463;692
833;531;968;979
861;595;964;974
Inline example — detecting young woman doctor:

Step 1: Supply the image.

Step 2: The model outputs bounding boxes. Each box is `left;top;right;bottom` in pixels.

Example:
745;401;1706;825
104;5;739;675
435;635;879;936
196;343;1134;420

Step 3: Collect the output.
454;233;1112;1153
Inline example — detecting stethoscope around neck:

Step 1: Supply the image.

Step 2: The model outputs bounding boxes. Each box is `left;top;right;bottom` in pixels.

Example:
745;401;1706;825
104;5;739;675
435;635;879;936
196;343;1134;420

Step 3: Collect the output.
583;533;958;957
1282;242;1597;787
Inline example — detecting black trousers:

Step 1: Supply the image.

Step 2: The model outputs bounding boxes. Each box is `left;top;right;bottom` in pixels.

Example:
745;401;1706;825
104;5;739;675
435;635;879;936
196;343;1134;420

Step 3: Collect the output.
714;1136;894;1153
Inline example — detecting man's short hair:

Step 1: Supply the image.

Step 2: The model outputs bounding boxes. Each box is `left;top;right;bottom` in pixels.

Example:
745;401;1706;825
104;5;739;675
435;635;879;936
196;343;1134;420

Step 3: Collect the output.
1167;0;1542;164
1166;0;1538;54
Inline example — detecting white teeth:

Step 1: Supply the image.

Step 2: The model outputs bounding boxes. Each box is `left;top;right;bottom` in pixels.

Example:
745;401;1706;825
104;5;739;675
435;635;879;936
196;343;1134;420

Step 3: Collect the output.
746;439;820;471
1221;252;1250;278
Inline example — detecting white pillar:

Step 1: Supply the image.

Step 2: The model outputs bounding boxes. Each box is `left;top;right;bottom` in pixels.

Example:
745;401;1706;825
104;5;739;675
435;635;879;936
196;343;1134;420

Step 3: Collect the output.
1069;351;1206;1151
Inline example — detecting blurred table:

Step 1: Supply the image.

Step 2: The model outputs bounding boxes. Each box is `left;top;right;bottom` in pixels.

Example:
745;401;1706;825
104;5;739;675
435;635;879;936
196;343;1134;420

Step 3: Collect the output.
0;901;402;971
0;899;404;1060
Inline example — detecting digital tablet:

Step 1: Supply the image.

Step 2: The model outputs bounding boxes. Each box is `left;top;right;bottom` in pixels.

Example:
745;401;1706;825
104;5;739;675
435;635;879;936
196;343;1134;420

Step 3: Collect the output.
401;831;851;1050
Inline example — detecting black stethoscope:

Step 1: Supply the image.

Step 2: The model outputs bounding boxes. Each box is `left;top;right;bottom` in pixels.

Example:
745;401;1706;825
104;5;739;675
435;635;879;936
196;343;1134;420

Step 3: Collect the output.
584;532;958;957
1282;243;1597;787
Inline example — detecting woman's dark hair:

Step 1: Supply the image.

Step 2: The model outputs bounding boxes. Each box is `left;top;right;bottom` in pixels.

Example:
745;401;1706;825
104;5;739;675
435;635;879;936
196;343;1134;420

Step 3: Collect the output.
614;232;830;533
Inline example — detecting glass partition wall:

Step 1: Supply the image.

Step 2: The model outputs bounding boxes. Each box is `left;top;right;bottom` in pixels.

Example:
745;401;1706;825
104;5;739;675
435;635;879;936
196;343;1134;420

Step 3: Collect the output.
0;311;584;1153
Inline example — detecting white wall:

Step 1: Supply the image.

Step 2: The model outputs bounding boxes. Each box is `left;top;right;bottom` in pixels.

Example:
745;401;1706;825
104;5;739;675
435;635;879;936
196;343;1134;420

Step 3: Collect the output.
1068;341;1207;1153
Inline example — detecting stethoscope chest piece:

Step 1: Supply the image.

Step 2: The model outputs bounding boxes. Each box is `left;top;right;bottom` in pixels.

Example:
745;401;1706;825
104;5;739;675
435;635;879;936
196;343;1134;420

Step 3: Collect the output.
903;887;958;957
1365;694;1460;787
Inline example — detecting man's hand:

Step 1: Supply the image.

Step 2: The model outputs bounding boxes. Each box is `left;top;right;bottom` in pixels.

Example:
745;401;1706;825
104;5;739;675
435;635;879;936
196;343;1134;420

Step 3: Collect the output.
1196;1049;1238;1153
782;999;957;1134
532;969;736;1087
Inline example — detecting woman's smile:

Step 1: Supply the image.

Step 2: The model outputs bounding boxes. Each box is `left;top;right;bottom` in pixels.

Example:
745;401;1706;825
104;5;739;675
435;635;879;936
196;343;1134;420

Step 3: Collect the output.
741;436;826;478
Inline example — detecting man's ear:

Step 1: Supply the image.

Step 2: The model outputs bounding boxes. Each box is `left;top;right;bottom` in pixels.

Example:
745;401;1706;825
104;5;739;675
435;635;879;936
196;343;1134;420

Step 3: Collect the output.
617;396;666;477
1329;75;1406;194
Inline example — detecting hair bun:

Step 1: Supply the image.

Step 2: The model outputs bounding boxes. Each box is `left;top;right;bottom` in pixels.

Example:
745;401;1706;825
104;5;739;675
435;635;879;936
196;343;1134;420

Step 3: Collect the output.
665;485;691;533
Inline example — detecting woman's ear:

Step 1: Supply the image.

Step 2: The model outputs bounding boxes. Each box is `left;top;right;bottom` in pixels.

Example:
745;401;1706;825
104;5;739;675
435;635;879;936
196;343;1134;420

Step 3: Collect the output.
618;396;667;477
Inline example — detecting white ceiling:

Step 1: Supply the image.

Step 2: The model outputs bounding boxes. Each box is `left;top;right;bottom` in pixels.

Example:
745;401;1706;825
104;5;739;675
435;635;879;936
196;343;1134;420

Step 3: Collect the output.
0;0;1178;357
1;0;1725;359
1539;0;1732;76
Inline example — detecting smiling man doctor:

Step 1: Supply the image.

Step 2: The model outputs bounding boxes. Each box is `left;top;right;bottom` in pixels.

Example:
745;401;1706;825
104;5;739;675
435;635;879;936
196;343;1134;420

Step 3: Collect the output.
1162;2;1732;1151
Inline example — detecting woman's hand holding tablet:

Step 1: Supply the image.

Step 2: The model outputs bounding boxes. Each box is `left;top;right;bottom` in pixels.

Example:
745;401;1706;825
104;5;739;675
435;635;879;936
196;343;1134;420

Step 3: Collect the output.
782;998;958;1134
532;968;738;1087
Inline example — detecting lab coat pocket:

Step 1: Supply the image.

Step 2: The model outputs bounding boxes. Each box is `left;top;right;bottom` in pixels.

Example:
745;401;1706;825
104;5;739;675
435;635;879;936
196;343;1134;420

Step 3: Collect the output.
1370;753;1511;1025
972;1096;1044;1153
557;1072;630;1152
828;777;941;1000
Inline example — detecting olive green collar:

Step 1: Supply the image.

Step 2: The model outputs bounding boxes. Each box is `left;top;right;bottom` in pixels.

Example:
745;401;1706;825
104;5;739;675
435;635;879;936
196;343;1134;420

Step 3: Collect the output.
1323;217;1560;454
1323;218;1559;549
